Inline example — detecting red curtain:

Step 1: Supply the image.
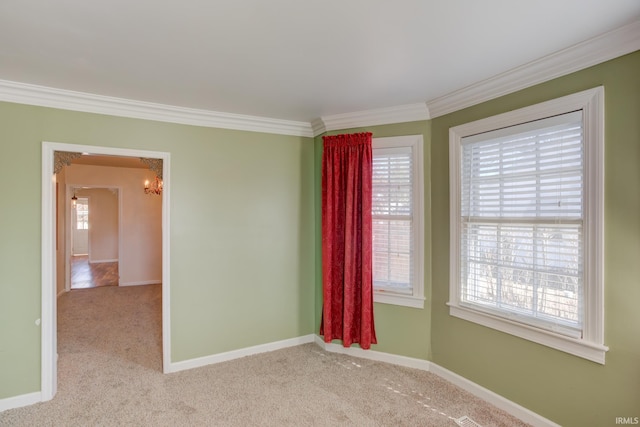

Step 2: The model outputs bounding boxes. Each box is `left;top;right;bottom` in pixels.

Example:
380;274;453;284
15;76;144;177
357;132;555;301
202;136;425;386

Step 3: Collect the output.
320;132;377;349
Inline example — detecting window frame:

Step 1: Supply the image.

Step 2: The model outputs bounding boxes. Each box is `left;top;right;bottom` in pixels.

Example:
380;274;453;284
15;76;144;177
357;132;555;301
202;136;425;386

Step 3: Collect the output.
448;87;608;364
372;135;425;309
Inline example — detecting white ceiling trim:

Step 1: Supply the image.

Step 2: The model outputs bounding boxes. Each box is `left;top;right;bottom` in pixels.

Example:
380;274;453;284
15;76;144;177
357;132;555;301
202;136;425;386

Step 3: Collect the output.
0;20;637;137
427;19;640;118
0;79;314;138
310;118;326;137
316;102;430;136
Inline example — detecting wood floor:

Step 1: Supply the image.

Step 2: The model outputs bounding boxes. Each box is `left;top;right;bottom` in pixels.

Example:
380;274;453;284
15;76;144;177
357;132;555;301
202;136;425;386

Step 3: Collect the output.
71;255;119;289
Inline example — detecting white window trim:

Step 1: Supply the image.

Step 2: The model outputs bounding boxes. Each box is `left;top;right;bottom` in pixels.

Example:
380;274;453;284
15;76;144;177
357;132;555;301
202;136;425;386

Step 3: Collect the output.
373;135;425;309
448;87;608;364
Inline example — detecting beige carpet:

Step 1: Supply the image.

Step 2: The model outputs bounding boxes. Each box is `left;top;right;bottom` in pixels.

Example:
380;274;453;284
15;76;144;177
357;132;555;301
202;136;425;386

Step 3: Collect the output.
0;285;529;426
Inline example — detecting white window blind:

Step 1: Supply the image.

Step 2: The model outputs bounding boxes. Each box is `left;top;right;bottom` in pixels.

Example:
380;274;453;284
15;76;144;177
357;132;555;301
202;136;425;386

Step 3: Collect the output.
459;111;584;336
373;146;413;295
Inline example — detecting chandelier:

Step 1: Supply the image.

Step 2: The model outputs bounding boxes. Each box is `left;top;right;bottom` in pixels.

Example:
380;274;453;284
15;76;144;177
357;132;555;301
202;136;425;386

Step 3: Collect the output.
144;176;163;195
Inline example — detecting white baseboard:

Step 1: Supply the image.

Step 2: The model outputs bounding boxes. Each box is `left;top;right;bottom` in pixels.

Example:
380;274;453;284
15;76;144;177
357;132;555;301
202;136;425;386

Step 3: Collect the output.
119;280;161;287
314;335;431;371
315;336;559;427
0;391;41;413
89;258;118;264
166;334;316;374
428;363;561;427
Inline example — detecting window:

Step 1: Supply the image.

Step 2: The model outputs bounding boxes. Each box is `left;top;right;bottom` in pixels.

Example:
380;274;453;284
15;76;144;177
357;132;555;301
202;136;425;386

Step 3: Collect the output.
449;87;607;363
372;135;424;308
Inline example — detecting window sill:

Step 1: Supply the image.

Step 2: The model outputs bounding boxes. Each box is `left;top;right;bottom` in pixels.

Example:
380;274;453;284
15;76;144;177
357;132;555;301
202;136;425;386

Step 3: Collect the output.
375;292;424;309
447;303;608;364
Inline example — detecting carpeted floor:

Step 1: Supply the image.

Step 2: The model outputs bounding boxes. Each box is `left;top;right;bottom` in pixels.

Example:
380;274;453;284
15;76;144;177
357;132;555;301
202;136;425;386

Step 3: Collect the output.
0;284;530;426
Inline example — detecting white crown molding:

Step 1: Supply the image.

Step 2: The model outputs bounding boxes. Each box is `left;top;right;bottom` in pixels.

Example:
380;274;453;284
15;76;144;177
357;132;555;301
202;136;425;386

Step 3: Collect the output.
317;102;430;135
310;118;326;136
1;20;636;136
0;79;314;138
427;19;640;118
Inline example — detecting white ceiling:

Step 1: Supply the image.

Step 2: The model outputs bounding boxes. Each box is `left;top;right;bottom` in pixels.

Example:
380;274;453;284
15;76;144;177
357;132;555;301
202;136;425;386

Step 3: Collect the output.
1;0;639;124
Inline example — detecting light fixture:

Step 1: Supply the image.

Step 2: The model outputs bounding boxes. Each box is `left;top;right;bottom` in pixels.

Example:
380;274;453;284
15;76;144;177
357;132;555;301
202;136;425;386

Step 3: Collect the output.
144;176;163;195
71;194;78;208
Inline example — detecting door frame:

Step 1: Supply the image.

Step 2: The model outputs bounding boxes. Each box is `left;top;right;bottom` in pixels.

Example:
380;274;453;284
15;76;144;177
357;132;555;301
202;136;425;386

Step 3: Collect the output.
41;141;171;401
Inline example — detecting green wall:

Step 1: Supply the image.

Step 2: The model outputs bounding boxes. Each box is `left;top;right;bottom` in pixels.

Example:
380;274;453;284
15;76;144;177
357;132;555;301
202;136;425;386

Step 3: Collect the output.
0;103;315;398
314;121;432;360
430;51;640;426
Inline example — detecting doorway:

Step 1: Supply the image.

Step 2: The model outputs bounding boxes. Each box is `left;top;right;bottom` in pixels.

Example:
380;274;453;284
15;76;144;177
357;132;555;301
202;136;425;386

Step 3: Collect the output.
67;187;121;291
41;141;171;402
72;197;89;256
